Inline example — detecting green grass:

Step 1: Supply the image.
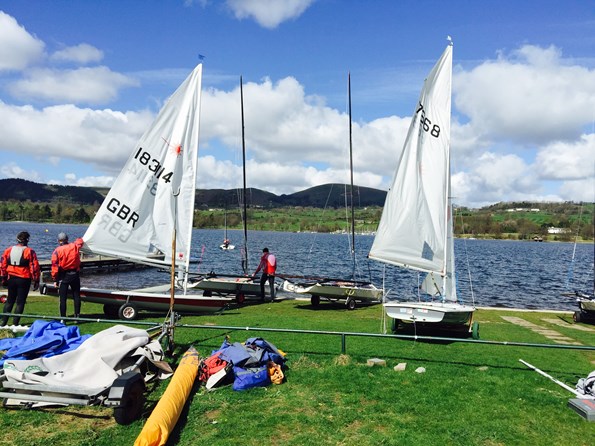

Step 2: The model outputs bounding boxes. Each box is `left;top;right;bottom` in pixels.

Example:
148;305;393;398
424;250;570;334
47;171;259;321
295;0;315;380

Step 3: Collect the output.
1;295;595;446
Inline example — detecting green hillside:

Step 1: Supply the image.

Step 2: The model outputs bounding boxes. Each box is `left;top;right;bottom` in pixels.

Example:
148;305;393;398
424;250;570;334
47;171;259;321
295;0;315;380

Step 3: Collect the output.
0;178;593;240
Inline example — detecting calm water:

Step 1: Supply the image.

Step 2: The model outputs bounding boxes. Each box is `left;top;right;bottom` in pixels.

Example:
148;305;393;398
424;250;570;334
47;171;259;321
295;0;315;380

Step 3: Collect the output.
1;221;593;311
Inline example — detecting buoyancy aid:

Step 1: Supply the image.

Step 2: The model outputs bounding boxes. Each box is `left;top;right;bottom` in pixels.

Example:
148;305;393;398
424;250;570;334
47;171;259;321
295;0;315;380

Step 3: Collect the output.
1;245;40;280
265;254;277;275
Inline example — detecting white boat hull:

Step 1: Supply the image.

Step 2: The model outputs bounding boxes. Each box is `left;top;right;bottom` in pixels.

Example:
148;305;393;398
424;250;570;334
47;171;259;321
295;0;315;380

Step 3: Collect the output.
384;301;475;325
191;276;262;298
283;280;383;303
41;283;232;317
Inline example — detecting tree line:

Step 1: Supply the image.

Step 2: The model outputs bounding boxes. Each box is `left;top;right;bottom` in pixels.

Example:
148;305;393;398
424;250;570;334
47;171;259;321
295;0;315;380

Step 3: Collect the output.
1;200;593;241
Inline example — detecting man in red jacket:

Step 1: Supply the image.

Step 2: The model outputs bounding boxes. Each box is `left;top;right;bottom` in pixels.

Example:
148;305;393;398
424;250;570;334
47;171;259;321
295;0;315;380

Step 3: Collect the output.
253;247;277;302
0;231;40;326
51;232;84;318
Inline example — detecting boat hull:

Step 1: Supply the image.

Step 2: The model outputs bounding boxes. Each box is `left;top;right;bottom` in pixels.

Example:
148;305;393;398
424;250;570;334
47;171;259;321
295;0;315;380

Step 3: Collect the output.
579;298;595;313
384;301;475;325
41;283;232;316
190;276;262;298
283;280;383;303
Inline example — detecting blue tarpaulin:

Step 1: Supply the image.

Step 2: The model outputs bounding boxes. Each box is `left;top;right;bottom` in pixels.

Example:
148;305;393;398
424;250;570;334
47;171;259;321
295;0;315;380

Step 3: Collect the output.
0;320;90;366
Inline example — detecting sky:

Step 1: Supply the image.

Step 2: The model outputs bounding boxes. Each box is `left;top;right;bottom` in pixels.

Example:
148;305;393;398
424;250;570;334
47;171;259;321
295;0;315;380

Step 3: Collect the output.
0;0;594;208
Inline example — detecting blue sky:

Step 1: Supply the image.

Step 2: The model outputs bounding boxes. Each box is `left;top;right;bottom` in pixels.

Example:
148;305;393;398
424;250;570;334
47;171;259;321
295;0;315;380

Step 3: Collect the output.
0;0;594;207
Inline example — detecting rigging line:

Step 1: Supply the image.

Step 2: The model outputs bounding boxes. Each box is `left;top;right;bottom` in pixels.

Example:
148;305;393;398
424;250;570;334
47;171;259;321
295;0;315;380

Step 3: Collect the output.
458;209;476;307
450;146;476;306
307;183;335;259
566;201;584;290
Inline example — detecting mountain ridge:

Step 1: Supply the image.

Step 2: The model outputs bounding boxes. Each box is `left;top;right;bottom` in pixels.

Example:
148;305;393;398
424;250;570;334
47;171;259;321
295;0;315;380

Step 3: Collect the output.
0;178;387;209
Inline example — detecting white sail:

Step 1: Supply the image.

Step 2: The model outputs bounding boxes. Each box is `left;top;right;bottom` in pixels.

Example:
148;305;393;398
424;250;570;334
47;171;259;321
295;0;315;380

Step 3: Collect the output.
369;44;452;277
420;196;457;302
83;64;203;275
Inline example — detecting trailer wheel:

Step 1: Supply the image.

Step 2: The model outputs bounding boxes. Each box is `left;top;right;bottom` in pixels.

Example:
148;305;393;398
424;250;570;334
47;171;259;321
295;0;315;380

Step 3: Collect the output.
103;304;119;319
311;295;320;306
118;302;139;321
113;379;145;425
471;322;480;339
346;297;356;311
235;293;245;304
573;311;581;323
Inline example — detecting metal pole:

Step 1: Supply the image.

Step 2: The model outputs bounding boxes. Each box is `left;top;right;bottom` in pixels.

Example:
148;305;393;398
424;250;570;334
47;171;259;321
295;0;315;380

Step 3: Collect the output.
174;322;595;351
348;72;356;280
519;359;588;398
240;76;249;274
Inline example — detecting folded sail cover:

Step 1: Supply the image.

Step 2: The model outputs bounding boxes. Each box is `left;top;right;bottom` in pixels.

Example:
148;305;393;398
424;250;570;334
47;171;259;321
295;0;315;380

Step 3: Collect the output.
83;64;203;274
134;347;200;446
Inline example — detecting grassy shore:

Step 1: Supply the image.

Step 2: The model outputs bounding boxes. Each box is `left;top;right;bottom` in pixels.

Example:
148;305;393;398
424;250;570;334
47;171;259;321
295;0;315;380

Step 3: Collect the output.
1;294;595;446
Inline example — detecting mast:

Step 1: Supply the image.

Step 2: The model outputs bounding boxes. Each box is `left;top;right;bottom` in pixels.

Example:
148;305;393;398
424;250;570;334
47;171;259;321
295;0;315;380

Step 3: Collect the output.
442;40;454;298
348;72;356;279
240;76;249;274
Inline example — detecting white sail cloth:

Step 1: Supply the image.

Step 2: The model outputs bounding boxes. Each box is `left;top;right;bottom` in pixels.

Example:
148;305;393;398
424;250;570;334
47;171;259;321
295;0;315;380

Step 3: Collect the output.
83;65;203;275
369;44;453;285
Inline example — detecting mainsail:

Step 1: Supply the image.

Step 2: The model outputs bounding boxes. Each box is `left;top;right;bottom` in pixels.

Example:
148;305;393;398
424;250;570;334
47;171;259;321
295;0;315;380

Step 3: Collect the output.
369;43;453;295
83;64;203;276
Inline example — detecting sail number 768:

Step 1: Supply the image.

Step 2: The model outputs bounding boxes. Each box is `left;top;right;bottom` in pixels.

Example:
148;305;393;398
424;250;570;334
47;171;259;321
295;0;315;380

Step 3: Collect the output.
134;148;173;183
416;103;441;138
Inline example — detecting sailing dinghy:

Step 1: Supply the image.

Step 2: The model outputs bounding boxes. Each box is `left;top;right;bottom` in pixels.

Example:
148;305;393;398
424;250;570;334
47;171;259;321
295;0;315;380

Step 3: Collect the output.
42;64;233;320
219;210;235;250
368;40;477;335
189;76;262;301
282;74;383;309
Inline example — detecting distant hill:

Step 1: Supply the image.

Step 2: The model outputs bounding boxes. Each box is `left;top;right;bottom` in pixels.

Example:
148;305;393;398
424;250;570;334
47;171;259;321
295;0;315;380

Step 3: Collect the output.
0;178;388;208
195;183;387;209
284;184;387;208
0;178;104;205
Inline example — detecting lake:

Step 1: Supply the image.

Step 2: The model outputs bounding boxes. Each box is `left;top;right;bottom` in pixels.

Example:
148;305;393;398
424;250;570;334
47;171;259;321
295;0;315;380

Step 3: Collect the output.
1;221;593;311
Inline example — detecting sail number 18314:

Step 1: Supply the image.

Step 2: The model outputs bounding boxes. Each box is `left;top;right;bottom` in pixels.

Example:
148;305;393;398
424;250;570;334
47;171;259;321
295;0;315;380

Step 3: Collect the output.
416;102;441;138
134;147;174;183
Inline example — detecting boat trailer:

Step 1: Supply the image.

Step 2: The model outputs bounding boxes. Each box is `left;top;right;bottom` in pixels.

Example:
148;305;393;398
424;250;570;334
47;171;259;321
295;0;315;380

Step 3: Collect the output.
0;357;146;425
0;320;176;425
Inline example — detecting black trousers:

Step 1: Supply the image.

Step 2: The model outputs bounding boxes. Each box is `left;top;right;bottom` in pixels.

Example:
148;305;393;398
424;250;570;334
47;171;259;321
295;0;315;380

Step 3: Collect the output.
259;273;275;301
1;276;31;326
59;271;81;317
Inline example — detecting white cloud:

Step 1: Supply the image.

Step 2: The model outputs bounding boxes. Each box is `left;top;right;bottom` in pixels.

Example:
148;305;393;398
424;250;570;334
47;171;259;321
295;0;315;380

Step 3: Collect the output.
0;100;153;171
50;43;104;65
201;77;406;187
558;178;595;203
0;162;42;182
61;174;114;188
534;134;595;181
0;11;45;71
225;0;315;29
453;45;595;145
196;155;383;195
451;153;543;207
7;67;139;104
